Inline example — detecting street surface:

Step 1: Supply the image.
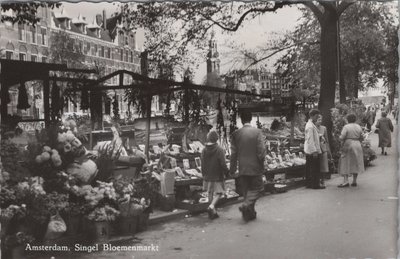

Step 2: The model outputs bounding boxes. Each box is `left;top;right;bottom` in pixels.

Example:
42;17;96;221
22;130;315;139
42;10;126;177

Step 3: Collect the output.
47;120;398;259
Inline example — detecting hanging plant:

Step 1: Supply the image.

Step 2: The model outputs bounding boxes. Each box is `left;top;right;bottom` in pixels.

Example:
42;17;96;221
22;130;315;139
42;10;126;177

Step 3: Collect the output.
51;81;60;119
216;96;224;135
112;91;120;120
80;89;90;110
17;82;31;110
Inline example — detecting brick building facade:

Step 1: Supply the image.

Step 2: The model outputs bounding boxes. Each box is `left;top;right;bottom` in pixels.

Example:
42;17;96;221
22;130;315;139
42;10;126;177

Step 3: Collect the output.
0;6;150;123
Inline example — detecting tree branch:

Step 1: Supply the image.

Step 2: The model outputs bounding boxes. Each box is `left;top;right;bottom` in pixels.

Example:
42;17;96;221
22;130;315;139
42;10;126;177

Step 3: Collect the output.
338;0;356;16
318;1;337;13
301;1;323;23
232;40;319;76
200;2;287;32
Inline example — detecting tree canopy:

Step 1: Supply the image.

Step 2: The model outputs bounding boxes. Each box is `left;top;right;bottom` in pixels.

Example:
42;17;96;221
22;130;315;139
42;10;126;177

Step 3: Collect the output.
275;2;398;100
0;3;60;25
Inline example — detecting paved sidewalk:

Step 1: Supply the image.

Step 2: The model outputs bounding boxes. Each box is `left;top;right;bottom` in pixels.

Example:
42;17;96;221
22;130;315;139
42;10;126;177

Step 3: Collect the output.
28;124;398;259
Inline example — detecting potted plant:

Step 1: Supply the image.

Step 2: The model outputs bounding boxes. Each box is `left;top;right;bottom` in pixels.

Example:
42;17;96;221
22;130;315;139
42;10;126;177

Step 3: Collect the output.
61;202;84;236
113;176;144;235
86;205;120;242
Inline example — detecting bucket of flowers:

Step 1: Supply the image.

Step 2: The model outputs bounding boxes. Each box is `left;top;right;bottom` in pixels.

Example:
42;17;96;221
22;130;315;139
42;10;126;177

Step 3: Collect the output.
86;205;120;242
113;176;149;235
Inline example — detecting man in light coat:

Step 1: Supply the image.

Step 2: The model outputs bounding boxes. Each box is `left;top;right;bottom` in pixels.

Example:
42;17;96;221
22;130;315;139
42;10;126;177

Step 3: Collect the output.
230;111;266;221
304;109;324;189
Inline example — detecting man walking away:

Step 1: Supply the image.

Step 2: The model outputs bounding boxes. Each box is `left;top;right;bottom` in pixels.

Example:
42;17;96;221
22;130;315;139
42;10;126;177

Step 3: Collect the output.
230;111;266;222
304;109;325;189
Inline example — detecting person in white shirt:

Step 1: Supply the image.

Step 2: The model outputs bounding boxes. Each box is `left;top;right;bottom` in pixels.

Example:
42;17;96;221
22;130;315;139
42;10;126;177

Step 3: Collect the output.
304;109;325;189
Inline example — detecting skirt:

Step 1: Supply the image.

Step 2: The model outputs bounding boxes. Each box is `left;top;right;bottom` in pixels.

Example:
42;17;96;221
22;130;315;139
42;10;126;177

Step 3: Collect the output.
339;139;365;175
320;152;329;173
203;181;225;195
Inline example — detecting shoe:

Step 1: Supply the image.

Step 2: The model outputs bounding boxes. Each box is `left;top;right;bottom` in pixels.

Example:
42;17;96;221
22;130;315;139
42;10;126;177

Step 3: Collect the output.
210;212;219;220
314;185;326;189
239;206;251;222
338;183;350;188
207;207;217;220
351;182;357;187
384;152;387;155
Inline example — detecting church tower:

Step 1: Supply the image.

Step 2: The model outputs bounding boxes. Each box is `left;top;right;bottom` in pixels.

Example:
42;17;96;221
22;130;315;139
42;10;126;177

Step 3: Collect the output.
206;30;220;75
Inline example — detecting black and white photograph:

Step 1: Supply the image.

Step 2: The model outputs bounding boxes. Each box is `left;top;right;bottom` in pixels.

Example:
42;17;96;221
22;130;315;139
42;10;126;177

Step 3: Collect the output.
0;1;398;258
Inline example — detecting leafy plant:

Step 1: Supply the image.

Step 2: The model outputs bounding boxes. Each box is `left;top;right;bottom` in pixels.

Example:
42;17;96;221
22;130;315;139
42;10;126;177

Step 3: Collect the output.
86;205;120;222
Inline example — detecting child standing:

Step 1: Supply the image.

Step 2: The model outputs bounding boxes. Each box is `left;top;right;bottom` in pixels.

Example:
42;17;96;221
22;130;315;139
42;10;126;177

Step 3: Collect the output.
201;130;229;219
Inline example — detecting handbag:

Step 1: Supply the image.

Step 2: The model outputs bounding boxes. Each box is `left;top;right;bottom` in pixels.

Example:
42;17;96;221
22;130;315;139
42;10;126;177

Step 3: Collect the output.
374;129;379;134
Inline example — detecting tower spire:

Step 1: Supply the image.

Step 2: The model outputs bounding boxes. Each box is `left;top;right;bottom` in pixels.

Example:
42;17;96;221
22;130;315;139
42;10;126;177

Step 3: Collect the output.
207;30;220;75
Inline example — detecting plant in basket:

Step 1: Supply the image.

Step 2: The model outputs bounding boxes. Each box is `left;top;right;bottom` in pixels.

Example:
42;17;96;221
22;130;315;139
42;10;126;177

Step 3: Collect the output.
94;142;122;182
86;205;120;222
1;139;31;183
78;181;117;208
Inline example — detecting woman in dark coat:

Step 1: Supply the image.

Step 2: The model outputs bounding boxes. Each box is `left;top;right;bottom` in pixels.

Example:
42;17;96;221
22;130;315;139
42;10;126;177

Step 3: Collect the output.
376;112;394;155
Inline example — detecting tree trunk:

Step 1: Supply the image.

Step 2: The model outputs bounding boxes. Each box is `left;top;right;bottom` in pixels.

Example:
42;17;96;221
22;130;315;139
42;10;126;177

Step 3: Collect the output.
318;9;338;143
352;67;360;99
339;66;346;103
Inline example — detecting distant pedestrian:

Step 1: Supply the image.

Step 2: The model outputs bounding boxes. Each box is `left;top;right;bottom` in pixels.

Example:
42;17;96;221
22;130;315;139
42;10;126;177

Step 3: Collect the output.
364;107;374;131
201;130;229;220
375;111;394;155
338;114;365;187
304;109;324;189
230;111;266;222
315;114;331;187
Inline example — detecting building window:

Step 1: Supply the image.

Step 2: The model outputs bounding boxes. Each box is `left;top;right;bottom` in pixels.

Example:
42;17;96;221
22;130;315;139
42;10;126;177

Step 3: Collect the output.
19;53;26;61
31;55;37;62
18;24;26;41
92;44;97;56
41;28;47;45
100;46;105;57
5;51;13;60
130;51;133;63
42;56;47;63
120;49;123;61
31;26;36;44
261;83;265;89
85;42;90;55
125;50;128;62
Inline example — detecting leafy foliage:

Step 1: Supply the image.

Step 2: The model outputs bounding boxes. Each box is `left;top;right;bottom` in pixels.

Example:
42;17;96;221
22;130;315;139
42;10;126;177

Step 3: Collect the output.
275;2;398;98
0;3;61;25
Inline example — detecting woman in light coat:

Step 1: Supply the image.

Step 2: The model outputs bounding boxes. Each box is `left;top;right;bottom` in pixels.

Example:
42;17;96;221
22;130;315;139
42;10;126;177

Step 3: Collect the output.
338;114;365;187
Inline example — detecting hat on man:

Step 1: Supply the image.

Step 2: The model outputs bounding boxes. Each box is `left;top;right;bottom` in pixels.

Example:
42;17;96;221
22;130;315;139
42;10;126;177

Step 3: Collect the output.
206;130;219;144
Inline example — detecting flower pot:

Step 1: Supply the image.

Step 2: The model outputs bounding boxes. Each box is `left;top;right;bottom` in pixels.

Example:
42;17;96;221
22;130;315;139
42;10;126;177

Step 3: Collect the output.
117;216;138;236
65;215;81;236
137;213;150;232
91;221;110;242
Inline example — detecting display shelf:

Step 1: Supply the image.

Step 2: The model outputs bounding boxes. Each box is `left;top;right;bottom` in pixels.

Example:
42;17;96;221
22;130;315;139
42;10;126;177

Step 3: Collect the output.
265;165;306;175
175;178;203;186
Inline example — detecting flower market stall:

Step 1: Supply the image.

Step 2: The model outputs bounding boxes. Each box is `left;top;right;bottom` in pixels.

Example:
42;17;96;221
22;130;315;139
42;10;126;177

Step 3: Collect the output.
1;59;308;257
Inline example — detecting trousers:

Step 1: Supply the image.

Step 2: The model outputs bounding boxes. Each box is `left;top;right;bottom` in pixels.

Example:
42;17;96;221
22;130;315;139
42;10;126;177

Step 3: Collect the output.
306;154;322;188
240;175;264;208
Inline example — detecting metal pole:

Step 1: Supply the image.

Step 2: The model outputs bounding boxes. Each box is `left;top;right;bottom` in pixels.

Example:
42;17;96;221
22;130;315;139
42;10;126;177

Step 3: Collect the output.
141;51;151;161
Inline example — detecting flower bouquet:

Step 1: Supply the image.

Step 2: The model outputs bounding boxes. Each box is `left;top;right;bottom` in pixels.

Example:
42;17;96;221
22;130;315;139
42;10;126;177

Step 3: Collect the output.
86;205;120;222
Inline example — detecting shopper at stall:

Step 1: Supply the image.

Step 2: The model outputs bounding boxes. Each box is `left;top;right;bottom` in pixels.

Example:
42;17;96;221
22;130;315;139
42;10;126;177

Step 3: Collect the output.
315;114;331;187
364;107;374;131
304;109;324;189
338;114;365;187
201;130;229;220
230;111;266;222
375;111;394;155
